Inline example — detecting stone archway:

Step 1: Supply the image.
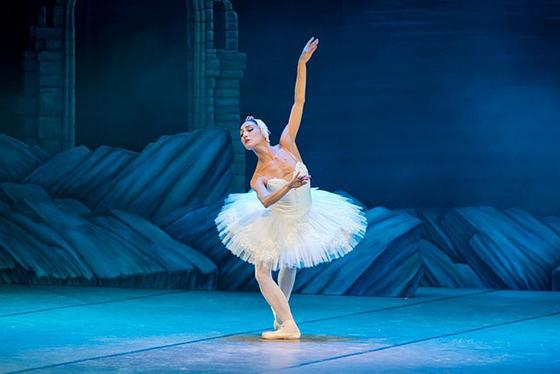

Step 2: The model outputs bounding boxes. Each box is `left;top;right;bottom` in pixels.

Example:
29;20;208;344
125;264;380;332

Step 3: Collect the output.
19;0;246;191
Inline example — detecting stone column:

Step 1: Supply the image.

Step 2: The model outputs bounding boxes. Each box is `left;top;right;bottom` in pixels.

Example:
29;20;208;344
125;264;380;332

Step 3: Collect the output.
203;0;246;192
19;0;70;155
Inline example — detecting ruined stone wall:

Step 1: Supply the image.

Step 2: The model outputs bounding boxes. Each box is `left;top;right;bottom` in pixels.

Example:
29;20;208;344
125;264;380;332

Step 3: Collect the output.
19;0;246;192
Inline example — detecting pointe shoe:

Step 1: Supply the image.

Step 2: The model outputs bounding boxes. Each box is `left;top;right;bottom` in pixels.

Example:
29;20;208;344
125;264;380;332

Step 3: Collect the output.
273;319;281;330
261;319;301;340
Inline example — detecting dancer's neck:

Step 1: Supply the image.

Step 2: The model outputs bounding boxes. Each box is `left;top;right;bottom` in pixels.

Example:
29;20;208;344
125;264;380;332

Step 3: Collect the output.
253;143;277;164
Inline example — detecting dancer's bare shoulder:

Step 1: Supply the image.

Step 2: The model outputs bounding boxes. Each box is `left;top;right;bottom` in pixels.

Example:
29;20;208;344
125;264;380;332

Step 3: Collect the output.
250;172;267;190
250;163;269;191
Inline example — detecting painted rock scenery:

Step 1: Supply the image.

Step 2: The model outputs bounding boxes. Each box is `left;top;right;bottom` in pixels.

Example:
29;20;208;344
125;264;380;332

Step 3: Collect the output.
1;129;560;296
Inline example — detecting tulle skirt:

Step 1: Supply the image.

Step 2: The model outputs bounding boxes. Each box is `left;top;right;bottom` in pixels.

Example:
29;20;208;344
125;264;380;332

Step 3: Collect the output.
214;187;368;271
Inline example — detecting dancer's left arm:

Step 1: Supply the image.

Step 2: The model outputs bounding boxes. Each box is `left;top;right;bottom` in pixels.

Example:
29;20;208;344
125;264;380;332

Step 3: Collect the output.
280;37;319;149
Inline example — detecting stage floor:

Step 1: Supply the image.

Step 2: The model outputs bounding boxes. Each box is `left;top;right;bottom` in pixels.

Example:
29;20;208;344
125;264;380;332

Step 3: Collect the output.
1;285;559;373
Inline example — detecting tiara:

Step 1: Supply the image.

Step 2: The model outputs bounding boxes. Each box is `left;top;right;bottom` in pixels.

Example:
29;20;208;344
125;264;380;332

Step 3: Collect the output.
245;115;258;124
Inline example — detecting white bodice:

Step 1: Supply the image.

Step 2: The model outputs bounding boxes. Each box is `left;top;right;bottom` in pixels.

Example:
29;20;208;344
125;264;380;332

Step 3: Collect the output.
265;161;312;218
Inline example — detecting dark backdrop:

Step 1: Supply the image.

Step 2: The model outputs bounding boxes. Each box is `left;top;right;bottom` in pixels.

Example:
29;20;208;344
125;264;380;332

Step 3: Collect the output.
75;0;190;151
1;1;560;214
231;0;560;214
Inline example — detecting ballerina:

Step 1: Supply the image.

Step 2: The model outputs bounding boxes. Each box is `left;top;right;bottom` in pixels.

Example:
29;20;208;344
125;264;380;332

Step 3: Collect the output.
215;36;368;340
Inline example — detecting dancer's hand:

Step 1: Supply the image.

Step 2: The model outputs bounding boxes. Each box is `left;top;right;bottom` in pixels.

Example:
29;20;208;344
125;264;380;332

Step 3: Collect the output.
299;36;319;64
288;171;311;189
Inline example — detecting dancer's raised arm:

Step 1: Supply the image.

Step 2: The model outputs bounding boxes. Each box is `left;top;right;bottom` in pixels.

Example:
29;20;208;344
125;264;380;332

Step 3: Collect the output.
280;37;319;147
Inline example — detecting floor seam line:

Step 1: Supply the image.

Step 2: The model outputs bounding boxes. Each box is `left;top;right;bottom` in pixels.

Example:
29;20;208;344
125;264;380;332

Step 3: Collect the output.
0;290;185;318
298;289;496;325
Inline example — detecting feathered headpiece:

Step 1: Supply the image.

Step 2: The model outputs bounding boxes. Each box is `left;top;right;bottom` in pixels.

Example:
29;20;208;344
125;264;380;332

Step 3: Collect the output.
244;115;271;143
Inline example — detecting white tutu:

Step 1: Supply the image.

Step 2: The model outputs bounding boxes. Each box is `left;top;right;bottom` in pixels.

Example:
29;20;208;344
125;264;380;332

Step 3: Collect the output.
214;161;368;271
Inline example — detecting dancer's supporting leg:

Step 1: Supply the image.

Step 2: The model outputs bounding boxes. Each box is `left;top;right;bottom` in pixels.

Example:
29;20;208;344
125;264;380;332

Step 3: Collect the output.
271;266;297;326
255;264;298;328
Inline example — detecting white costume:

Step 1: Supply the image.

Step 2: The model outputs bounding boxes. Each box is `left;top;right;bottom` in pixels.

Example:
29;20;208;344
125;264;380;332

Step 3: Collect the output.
214;150;368;271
